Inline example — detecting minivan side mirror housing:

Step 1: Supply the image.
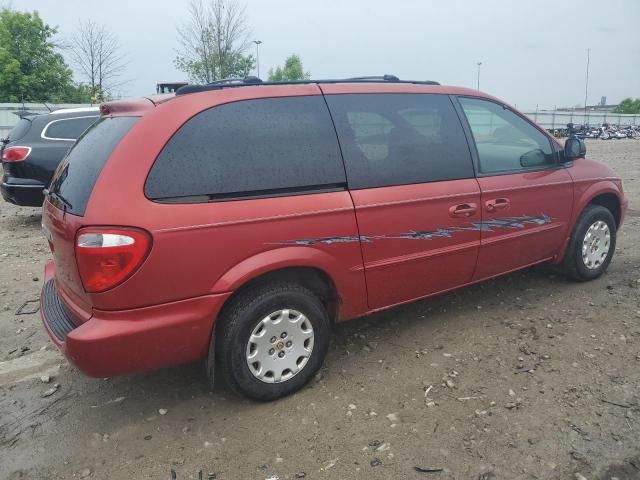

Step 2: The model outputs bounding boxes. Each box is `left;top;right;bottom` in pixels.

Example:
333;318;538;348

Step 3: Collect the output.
520;148;546;168
564;137;586;161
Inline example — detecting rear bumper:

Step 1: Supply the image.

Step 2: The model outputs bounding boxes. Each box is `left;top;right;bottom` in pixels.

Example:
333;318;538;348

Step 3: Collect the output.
40;261;231;377
1;181;45;206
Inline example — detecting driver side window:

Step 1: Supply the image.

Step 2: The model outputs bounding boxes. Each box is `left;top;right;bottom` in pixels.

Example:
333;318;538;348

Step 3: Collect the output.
459;97;555;174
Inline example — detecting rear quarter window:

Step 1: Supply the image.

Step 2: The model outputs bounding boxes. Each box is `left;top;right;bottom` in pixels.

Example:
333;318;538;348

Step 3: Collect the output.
145;96;346;201
42;116;98;140
48;116;138;215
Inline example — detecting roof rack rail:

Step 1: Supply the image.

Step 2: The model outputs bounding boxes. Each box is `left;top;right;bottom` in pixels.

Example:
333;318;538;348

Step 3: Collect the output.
347;74;400;82
176;75;440;95
177;75;263;94
208;76;263;85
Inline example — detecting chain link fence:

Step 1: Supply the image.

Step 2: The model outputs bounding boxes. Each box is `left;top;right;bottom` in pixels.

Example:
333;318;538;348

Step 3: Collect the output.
521;110;638;131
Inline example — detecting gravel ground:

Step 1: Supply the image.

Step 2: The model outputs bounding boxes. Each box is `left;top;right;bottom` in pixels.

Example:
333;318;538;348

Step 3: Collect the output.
0;140;639;480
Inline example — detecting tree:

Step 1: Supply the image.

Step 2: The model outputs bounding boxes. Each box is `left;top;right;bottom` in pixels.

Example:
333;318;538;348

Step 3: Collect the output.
174;0;254;83
612;98;640;114
63;83;97;103
0;8;76;102
69;20;127;101
267;54;310;82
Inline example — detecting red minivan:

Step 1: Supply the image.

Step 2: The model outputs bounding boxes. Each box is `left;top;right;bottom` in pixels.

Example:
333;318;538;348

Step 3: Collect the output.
40;76;627;400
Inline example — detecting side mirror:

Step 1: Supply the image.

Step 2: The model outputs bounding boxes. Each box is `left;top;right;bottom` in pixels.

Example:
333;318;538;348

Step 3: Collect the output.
564;137;586;161
520;149;546;168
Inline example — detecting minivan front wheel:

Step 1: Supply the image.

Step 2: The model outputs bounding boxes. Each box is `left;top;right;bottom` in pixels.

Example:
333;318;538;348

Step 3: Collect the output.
217;283;330;401
563;205;616;281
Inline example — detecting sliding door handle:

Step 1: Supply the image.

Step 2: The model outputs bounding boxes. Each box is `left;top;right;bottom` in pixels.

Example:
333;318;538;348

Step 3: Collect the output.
449;203;478;218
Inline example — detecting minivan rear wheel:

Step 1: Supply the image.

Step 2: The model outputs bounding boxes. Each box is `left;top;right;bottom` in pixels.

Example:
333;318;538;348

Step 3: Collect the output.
216;282;330;401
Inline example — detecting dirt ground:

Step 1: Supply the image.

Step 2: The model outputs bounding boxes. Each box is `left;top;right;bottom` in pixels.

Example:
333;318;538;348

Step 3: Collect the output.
1;140;639;480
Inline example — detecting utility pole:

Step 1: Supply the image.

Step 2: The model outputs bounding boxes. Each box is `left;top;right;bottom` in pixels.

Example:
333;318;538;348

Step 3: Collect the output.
476;61;482;90
253;40;263;78
583;48;590;123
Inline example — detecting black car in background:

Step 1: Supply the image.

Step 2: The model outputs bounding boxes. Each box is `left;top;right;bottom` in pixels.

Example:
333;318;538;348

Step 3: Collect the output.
1;107;99;206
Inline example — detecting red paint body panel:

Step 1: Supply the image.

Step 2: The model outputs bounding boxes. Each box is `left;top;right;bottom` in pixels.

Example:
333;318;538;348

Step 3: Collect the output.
39;82;628;378
350;179;481;308
555;159;627;263
43;200;92;318
320;83;497;100
473;168;573;279
41;261;231;377
60;190;366;315
566;159;626;225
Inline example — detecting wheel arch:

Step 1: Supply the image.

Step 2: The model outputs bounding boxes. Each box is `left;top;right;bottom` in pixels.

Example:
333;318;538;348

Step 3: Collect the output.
587;192;621;228
221;266;340;323
557;182;623;264
211;246;367;323
572;179;622;228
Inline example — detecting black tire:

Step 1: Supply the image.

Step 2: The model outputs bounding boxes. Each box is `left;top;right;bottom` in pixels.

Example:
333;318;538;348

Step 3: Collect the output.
562;204;616;281
215;282;330;401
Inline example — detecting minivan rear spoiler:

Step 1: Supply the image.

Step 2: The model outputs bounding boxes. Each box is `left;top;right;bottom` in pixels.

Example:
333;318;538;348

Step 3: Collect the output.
100;94;174;116
100;98;155;116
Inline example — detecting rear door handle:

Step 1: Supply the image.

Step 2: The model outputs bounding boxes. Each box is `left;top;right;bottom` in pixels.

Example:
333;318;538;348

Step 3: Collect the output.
485;198;510;212
449;203;478;218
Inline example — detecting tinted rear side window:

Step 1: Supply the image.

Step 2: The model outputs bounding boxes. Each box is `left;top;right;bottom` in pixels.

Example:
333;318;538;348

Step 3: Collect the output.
145;96;346;201
48;117;137;215
7;118;32;142
43;116;98;140
325;94;474;189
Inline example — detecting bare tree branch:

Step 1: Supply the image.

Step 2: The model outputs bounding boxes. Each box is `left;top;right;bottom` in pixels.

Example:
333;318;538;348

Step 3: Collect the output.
174;0;253;83
69;20;128;100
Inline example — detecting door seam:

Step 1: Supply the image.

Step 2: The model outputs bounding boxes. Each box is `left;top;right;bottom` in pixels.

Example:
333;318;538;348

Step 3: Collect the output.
318;86;371;309
469;177;483;280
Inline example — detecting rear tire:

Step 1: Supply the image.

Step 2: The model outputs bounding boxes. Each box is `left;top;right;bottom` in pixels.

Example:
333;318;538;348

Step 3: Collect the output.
562;205;616;281
216;282;330;401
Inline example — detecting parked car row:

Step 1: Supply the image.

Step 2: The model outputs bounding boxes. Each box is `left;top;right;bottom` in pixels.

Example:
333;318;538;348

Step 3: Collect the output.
1;107;99;206
37;75;627;400
552;123;640;139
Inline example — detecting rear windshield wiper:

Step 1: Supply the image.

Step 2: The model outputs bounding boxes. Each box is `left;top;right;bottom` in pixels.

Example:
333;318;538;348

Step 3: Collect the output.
44;188;73;210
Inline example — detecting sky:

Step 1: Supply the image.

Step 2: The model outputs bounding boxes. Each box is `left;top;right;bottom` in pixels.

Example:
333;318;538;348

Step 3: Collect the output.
11;0;640;110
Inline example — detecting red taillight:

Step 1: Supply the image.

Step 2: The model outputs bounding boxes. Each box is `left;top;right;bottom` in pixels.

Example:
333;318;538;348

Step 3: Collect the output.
75;227;151;293
2;146;31;162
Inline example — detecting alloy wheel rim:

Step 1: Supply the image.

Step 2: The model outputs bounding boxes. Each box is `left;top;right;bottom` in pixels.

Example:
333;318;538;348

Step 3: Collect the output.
581;220;611;270
246;309;315;383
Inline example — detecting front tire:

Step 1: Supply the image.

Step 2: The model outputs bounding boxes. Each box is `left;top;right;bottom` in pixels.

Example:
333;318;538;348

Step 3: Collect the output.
216;283;330;401
562;205;616;281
